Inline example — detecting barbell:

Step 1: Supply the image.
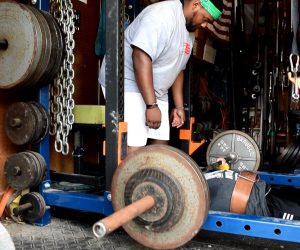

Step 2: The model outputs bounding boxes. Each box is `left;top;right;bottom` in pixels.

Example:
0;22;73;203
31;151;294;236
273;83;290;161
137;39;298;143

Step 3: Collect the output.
92;130;261;249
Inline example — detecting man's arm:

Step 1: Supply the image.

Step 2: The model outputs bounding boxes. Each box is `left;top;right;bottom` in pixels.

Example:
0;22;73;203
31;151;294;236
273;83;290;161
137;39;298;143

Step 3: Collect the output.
171;71;185;128
132;46;161;129
132;46;156;105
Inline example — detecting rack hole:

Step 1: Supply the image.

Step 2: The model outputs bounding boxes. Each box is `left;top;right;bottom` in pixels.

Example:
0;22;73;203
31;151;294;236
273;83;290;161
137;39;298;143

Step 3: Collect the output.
274;228;281;235
216;221;222;227
244;225;251;231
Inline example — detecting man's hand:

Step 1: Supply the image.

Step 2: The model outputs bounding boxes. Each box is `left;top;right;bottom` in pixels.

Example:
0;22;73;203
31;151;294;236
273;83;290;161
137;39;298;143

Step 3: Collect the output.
146;107;161;129
171;108;185;128
288;72;300;89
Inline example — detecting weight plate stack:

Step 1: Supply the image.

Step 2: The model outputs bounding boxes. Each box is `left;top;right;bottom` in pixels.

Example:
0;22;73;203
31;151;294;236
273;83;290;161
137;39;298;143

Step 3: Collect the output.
5;102;49;145
4;151;46;190
0;0;64;89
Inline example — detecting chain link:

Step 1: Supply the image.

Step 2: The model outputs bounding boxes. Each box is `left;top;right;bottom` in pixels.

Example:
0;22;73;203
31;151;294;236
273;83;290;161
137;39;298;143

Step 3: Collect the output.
49;0;75;155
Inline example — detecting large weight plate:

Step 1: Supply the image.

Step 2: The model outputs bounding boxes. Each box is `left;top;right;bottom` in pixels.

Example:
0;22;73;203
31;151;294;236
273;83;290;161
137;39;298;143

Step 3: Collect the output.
0;0;42;88
23;5;52;87
112;145;209;250
206;130;261;171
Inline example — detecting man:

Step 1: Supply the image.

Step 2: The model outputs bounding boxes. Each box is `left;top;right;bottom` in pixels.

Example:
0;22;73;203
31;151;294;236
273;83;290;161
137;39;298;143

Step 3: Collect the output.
99;0;223;154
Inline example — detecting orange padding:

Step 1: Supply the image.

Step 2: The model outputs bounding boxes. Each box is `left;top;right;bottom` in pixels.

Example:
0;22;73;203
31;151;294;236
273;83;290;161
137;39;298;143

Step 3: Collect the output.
179;117;206;155
0;186;15;218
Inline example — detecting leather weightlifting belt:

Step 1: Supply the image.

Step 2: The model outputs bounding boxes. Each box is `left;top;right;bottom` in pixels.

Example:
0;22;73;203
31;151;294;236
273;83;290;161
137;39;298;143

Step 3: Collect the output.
230;171;258;214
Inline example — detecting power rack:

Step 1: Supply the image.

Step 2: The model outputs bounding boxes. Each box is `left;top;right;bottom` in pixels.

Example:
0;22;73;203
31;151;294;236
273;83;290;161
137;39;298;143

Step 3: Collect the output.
34;0;300;245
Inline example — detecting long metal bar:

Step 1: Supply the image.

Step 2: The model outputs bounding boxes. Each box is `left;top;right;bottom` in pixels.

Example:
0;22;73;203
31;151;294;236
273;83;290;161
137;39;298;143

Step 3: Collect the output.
203;211;300;243
42;190;113;215
105;0;124;190
35;0;51;226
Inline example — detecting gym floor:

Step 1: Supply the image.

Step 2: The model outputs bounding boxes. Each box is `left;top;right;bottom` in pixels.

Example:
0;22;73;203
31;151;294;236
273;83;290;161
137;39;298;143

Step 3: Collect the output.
2;208;300;250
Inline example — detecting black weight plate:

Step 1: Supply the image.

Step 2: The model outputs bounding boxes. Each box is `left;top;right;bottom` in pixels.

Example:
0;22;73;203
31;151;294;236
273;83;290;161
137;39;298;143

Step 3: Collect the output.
291;147;300;167
29;102;49;144
27;102;43;144
280;143;298;166
27;151;46;185
276;143;295;166
285;144;300;169
22;151;41;188
5;102;36;145
4;152;36;190
19;192;46;223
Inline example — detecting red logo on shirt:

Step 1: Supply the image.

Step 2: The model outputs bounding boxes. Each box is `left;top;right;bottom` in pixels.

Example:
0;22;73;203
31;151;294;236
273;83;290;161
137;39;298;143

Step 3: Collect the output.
183;42;191;54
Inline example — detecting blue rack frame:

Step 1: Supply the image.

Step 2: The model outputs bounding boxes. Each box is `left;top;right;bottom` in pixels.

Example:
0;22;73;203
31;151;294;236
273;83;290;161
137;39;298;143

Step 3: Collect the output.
35;0;300;245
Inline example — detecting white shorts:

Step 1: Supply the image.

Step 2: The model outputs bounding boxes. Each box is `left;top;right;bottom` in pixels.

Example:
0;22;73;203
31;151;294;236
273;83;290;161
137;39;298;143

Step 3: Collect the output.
125;92;169;146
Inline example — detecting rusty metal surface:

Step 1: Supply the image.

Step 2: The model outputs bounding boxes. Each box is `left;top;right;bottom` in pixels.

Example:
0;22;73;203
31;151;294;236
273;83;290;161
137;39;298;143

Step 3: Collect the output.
0;0;41;88
111;145;210;250
24;5;52;87
4;151;45;190
5;102;36;145
5;102;49;145
39;10;64;84
0;1;63;89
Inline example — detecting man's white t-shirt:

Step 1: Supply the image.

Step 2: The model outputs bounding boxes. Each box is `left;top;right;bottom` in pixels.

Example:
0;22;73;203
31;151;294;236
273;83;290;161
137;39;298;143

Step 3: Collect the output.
99;0;194;102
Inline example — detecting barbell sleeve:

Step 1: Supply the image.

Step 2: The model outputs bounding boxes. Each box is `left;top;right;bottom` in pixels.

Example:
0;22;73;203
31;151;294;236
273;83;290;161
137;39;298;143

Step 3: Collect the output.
93;195;155;238
13;202;33;216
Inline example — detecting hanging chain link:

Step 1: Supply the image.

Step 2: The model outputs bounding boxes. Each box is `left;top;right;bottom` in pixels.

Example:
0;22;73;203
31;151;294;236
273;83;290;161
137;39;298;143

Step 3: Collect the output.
49;0;75;155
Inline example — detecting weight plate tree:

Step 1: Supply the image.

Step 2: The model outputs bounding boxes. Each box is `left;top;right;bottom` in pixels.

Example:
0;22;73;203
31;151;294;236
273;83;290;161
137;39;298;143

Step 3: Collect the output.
206;130;261;171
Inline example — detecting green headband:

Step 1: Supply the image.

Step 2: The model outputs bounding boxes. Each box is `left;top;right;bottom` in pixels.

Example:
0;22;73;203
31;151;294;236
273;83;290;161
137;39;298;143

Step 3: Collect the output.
200;0;222;20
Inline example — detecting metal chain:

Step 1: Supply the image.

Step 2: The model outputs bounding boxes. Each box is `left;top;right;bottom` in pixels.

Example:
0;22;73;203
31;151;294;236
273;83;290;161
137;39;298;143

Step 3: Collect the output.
49;0;75;155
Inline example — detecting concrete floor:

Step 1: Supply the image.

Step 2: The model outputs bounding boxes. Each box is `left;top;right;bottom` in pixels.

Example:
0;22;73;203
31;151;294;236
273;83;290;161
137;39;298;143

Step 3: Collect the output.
2;208;300;250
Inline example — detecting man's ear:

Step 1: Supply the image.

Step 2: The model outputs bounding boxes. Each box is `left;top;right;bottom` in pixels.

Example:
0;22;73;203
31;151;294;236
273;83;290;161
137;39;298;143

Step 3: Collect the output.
192;0;201;10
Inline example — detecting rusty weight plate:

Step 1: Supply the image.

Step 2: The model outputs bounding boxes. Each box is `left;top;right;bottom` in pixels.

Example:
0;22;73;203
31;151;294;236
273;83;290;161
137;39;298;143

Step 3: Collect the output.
39;10;64;84
5;102;36;145
18;192;46;223
206;130;261;171
112;145;209;250
0;0;42;88
4;152;37;190
23;5;52;87
28;101;49;144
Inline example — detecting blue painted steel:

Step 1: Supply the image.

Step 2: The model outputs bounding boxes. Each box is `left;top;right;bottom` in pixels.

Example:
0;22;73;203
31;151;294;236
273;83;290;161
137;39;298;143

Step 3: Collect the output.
36;0;51;226
258;171;300;186
202;211;300;243
42;190;113;215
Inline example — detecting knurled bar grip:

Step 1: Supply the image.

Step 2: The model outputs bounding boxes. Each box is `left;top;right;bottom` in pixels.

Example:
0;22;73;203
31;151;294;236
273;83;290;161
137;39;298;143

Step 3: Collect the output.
93;195;155;238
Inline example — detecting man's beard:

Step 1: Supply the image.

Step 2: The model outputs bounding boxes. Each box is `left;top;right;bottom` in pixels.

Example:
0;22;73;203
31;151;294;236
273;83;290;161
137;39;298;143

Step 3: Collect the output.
185;12;197;32
186;23;197;32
